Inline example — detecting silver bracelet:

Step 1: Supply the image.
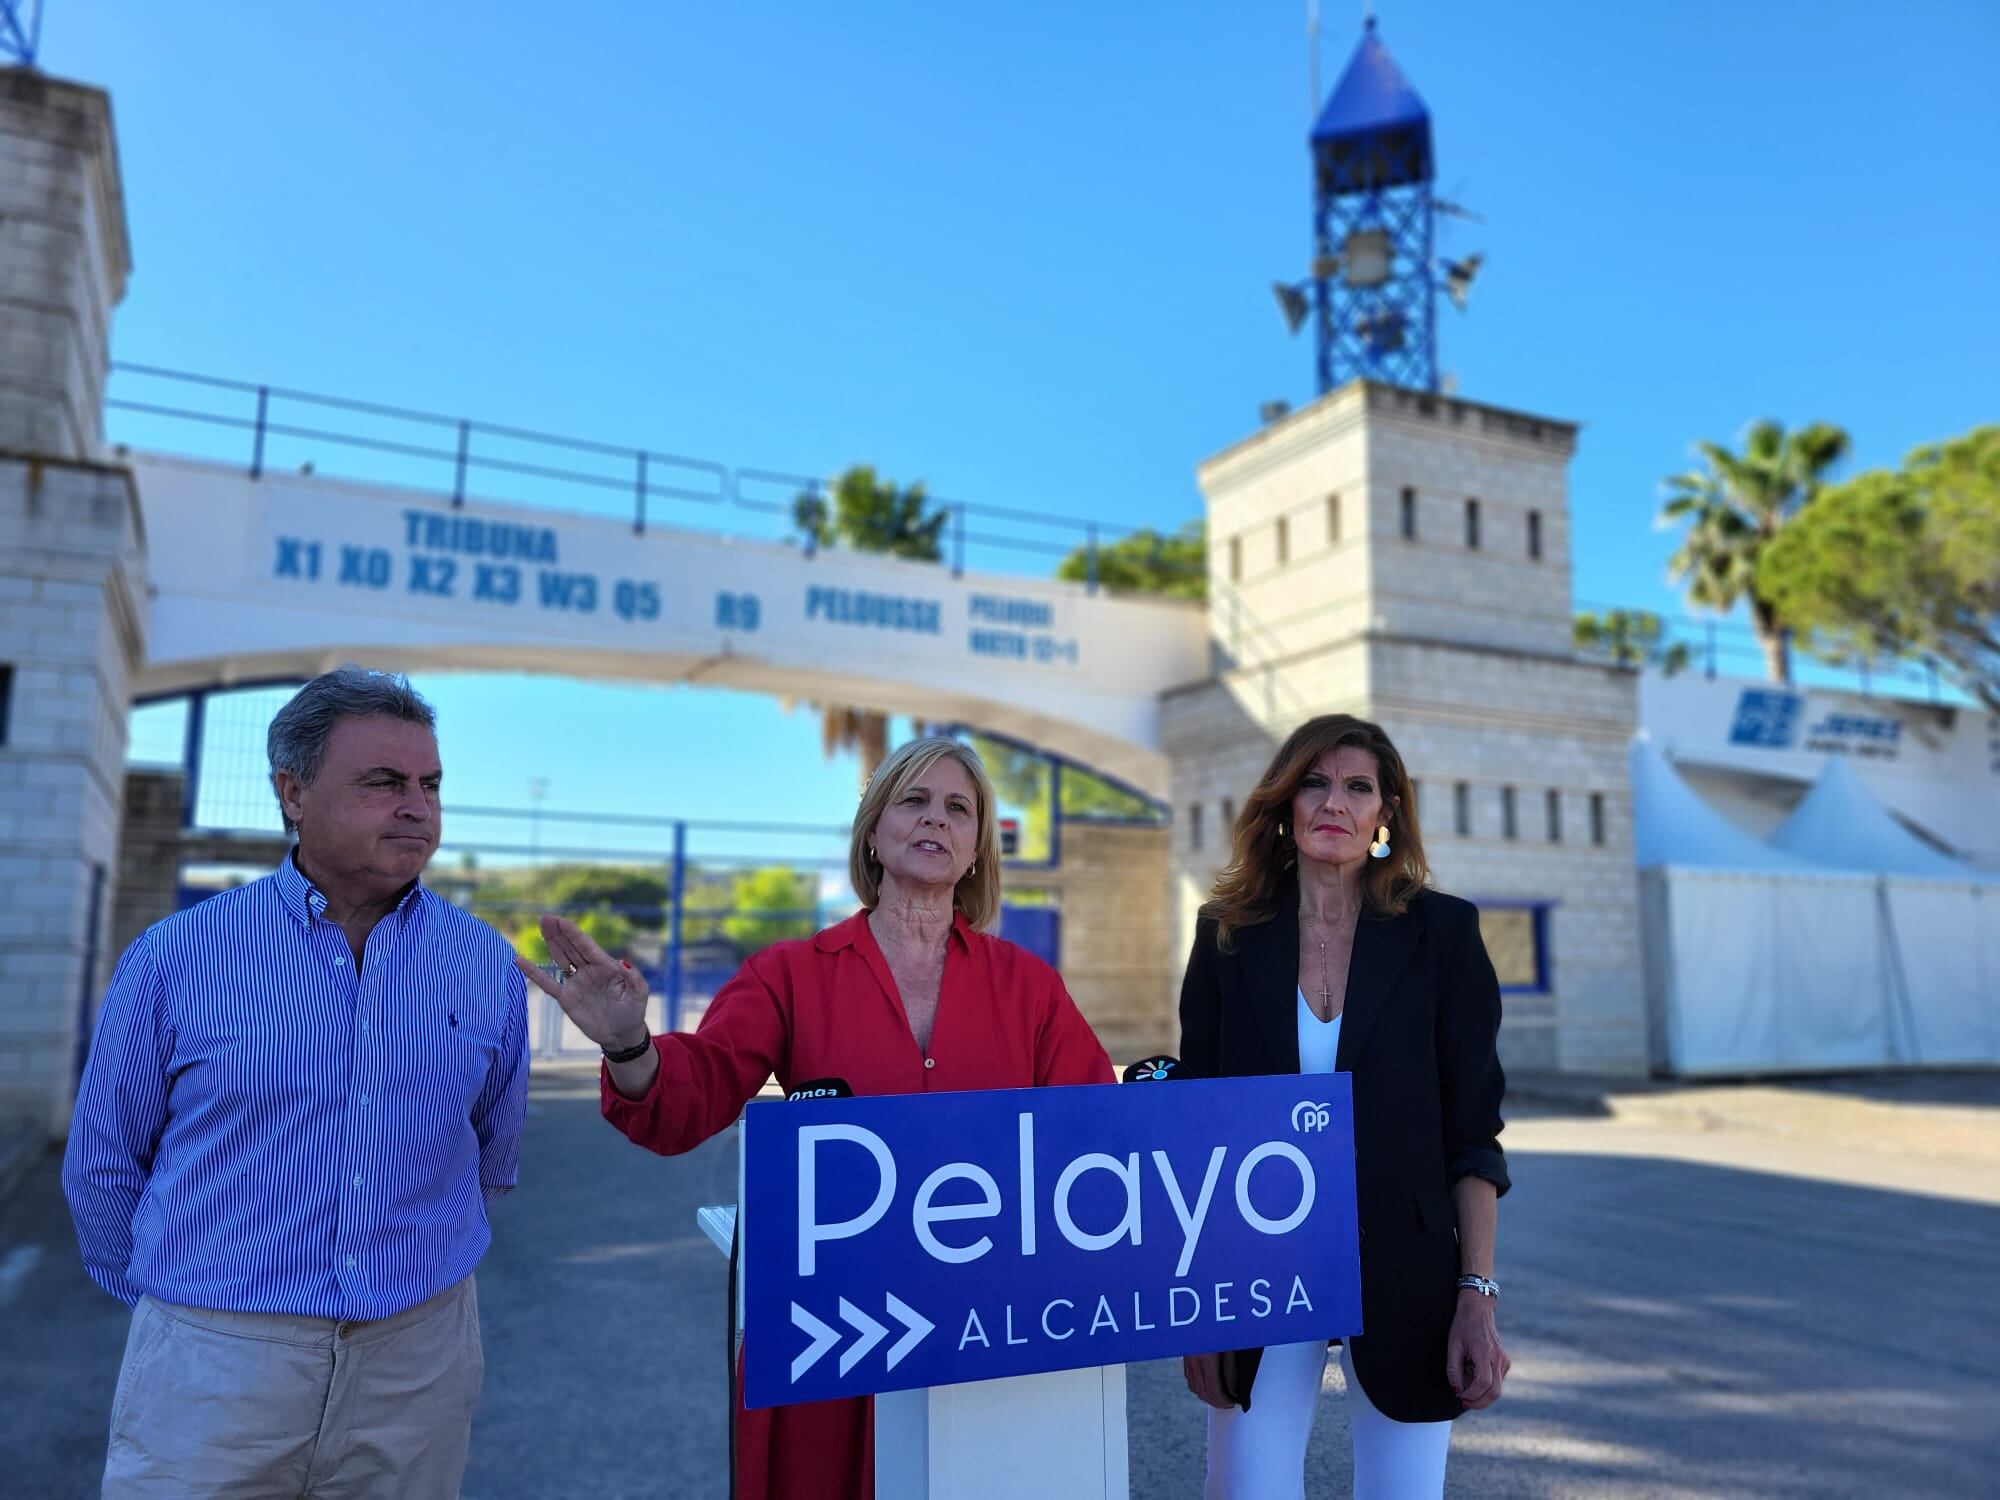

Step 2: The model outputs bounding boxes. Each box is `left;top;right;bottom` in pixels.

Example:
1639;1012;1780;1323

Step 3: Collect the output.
1456;1274;1499;1298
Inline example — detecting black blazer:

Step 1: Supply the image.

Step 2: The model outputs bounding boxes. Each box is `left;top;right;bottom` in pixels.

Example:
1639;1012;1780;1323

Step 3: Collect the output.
1178;882;1509;1423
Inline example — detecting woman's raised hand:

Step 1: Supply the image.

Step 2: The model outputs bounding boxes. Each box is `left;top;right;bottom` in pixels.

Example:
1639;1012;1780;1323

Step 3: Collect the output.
513;913;650;1051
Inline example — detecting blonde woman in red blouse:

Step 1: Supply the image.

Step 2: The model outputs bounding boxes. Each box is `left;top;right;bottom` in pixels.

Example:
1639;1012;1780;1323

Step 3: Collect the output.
521;736;1112;1500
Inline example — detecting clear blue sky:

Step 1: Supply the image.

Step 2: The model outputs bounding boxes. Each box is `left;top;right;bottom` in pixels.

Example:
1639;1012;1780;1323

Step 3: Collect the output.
62;0;2000;847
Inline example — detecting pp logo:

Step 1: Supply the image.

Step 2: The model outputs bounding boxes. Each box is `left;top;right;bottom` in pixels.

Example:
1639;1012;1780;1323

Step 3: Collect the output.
1290;1101;1333;1133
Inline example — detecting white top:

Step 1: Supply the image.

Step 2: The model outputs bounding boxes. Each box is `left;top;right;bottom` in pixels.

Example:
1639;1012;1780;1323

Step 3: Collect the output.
1296;987;1343;1075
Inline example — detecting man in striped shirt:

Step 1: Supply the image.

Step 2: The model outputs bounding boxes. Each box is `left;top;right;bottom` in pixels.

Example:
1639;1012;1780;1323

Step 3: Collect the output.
63;667;530;1498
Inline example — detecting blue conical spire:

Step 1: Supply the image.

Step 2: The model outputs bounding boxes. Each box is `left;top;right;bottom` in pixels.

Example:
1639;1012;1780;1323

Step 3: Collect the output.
1298;20;1443;393
1310;22;1432;190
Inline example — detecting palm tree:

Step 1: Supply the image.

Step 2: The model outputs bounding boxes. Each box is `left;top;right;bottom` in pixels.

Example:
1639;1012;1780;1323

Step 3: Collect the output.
1572;609;1691;673
792;465;947;783
1660;419;1849;683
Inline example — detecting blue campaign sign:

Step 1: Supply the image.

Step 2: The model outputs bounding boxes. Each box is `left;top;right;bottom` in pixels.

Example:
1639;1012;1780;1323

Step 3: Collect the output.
740;1075;1360;1409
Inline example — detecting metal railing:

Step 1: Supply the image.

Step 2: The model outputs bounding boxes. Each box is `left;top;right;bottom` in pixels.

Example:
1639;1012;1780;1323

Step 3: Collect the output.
105;361;1207;592
1570;599;1959;704
106;362;1962;706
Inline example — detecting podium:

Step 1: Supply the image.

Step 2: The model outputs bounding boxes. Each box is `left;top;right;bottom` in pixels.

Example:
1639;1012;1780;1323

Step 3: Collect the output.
714;1073;1359;1500
698;1200;1129;1500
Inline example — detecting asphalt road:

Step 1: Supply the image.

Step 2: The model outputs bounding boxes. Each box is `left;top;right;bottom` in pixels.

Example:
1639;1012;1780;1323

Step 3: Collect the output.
5;1071;1997;1498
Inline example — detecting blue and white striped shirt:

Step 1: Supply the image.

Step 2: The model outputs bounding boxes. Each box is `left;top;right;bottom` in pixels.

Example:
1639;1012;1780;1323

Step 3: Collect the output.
62;854;529;1320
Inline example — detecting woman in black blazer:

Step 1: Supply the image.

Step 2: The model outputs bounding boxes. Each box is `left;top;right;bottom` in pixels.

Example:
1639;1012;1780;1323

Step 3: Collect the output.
1178;714;1511;1500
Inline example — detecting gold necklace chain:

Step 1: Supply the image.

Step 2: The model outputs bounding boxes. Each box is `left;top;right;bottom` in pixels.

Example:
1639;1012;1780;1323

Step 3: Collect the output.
1301;900;1358;1019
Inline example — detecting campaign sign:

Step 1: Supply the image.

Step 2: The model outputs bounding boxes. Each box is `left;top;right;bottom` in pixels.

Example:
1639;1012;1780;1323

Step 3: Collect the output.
740;1074;1359;1408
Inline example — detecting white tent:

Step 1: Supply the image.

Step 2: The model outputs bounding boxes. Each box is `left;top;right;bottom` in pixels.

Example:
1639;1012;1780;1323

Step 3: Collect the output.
1630;738;1821;872
1631;741;1998;1075
1765;755;1989;878
1760;757;1999;1064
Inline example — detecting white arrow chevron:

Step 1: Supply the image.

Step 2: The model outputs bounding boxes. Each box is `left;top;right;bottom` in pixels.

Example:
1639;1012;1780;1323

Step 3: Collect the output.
837;1297;888;1376
791;1301;841;1382
883;1293;933;1371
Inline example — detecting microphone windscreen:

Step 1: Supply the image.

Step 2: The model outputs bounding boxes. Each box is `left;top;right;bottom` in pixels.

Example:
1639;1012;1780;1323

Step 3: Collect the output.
786;1077;855;1102
1122;1055;1182;1083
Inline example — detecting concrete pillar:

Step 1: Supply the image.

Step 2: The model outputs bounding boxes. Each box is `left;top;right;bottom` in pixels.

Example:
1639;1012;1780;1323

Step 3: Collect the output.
0;67;139;1146
0;68;131;461
0;455;147;1138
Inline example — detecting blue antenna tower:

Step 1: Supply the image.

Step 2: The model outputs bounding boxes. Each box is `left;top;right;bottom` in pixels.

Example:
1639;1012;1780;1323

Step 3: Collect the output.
0;0;44;66
1273;19;1482;396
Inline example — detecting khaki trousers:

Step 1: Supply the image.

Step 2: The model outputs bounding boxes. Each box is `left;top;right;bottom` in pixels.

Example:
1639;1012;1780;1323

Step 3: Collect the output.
102;1276;483;1499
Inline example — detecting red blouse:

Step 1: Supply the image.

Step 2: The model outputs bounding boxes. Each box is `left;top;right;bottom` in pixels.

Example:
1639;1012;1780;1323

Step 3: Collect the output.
603;909;1114;1152
602;909;1114;1500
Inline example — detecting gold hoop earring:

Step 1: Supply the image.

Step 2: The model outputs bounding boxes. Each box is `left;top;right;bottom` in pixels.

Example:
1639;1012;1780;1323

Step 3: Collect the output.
1276;820;1288;838
967;861;977;878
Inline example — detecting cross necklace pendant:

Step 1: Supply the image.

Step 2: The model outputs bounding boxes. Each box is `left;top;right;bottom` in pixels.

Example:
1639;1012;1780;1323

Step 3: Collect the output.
1302;903;1352;1021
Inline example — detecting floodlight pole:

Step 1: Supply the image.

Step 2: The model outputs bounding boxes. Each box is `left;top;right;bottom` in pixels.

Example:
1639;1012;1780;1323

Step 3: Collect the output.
0;1;44;67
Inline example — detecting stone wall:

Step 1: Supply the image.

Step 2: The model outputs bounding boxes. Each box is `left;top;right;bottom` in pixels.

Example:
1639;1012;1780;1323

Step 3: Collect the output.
0;70;131;462
0;454;147;1136
111;768;182;959
1010;820;1174;1063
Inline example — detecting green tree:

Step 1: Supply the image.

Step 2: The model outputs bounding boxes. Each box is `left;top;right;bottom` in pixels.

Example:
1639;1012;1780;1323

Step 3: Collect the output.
535;865;669;915
1760;425;2000;711
676;868;739;944
720;867;820;951
1573;609;1692;673
793;464;947;781
469;861;671;971
511;907;634;964
1055;519;1207;600
1659;419;1850;683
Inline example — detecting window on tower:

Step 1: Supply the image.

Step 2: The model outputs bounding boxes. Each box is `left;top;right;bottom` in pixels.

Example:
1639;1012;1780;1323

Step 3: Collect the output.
1478;904;1554;995
1228;537;1242;583
1400;487;1417;539
1276;516;1289;566
1500;786;1518;840
1453;781;1470;836
1465;498;1481;550
1527;510;1543;560
1327;492;1341;544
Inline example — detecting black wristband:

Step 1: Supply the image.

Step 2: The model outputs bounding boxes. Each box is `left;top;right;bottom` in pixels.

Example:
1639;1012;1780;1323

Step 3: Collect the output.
601;1033;653;1065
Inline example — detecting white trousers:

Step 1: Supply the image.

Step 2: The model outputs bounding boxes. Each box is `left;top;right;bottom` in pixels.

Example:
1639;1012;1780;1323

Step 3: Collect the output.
1204;1340;1453;1500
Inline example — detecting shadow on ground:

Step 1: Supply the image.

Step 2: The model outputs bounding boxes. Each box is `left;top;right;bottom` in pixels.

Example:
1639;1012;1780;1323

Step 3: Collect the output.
5;1077;1997;1497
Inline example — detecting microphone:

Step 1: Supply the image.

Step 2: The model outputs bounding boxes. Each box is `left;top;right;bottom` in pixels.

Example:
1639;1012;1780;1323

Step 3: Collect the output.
730;1075;856;1492
786;1078;855;1102
1122;1055;1182;1083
